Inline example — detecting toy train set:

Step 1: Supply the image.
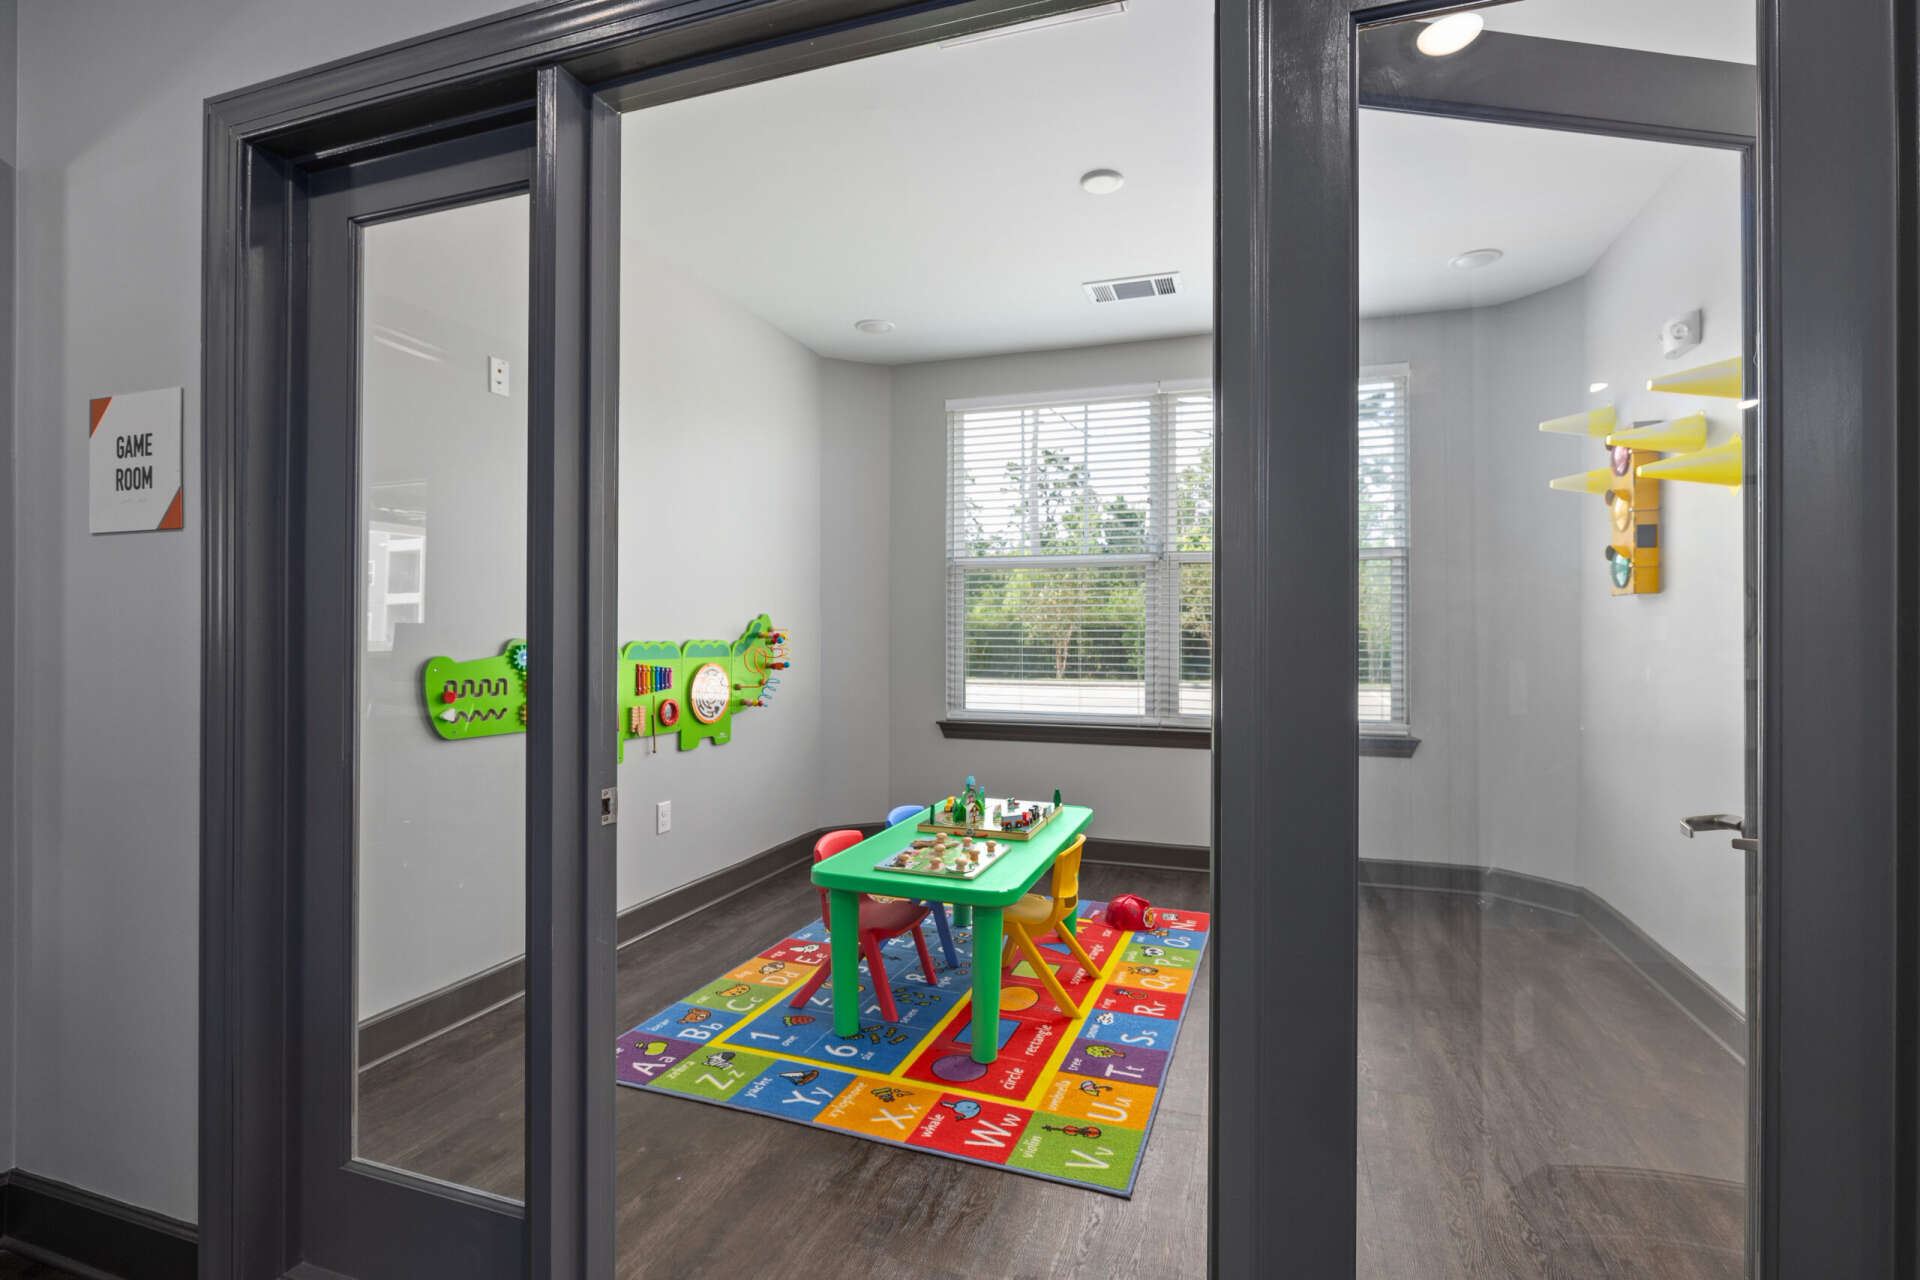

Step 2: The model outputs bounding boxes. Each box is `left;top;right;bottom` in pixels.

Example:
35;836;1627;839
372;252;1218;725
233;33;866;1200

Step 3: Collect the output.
915;777;1063;842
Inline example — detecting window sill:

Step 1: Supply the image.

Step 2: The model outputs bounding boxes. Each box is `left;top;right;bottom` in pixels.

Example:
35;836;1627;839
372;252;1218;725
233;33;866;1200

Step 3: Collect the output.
936;720;1418;755
937;719;1210;749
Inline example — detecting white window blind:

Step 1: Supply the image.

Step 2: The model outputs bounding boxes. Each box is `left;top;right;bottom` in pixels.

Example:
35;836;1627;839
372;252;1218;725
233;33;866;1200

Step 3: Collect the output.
1358;364;1411;731
946;384;1213;725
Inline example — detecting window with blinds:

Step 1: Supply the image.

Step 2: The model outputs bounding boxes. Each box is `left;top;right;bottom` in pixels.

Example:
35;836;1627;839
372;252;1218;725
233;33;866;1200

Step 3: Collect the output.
1358;364;1411;732
946;383;1213;726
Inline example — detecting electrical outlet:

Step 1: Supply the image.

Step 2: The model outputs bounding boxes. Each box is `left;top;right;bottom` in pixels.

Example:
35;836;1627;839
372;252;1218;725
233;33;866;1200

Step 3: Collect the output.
656;800;671;834
487;355;511;397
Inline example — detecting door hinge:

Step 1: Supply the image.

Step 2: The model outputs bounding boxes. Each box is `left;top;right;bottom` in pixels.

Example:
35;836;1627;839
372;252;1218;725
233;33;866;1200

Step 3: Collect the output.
600;787;618;826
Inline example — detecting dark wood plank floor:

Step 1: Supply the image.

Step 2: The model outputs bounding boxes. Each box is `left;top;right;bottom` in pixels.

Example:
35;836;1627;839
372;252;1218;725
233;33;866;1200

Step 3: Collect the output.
1358;886;1745;1279
359;863;1209;1277
357;867;1744;1279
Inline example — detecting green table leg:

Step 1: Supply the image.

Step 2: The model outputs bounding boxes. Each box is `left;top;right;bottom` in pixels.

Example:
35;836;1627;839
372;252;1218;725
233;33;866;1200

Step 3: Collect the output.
827;888;863;1038
953;904;973;927
970;906;1003;1064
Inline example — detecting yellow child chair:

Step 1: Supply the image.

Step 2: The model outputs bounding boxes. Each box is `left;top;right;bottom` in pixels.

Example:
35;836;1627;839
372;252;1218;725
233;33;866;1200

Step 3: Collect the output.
1001;834;1101;1019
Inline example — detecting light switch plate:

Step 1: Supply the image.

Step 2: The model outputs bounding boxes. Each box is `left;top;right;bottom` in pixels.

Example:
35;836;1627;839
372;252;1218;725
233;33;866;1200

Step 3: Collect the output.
487;355;510;397
656;800;671;834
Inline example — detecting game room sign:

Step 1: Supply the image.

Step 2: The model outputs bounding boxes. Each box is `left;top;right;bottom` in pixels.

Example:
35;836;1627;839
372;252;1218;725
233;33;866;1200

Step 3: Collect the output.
88;387;184;534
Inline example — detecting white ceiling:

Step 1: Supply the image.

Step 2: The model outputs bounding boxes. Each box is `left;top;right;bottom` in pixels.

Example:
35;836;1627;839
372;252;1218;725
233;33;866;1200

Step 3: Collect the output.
621;0;1212;365
619;0;1743;364
1359;113;1698;318
1477;0;1756;67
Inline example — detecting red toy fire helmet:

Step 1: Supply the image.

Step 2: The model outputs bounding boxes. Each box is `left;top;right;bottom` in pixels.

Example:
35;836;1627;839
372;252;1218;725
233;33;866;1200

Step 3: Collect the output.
1106;893;1156;931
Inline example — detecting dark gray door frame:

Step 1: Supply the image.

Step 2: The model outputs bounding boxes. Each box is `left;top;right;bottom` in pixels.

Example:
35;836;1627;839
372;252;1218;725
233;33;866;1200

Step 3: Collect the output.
206;65;623;1280
1357;21;1758;145
300;126;535;1280
1757;0;1912;1272
200;1;1914;1279
1218;0;1912;1275
199;5;1132;1278
525;65;621;1280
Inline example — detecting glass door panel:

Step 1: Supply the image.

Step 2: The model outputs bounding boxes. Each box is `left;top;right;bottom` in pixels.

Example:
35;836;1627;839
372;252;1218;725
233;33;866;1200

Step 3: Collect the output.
352;193;531;1196
605;2;1217;1273
1355;6;1755;1275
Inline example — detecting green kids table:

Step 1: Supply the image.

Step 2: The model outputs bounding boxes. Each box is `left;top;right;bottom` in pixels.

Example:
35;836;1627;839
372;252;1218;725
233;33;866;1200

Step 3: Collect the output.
810;804;1094;1064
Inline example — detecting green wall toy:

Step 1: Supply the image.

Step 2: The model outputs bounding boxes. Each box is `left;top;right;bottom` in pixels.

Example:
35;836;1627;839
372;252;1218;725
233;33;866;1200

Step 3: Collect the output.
423;640;528;741
421;614;789;761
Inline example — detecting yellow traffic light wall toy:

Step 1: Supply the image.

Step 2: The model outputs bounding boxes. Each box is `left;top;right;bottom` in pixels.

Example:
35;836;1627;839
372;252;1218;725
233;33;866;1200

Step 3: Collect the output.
1544;402;1663;595
421;614;789;760
1544;357;1746;596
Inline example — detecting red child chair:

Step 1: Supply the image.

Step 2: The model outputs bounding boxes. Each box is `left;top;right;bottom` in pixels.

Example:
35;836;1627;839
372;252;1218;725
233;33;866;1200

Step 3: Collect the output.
788;829;941;1023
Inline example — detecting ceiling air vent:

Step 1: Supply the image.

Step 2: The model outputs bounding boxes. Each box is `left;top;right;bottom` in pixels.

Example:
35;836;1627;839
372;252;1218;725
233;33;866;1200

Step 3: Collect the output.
1084;272;1182;304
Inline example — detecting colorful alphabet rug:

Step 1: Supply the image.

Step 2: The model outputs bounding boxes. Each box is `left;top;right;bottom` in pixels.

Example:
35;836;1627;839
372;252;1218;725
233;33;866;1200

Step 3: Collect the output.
617;900;1209;1196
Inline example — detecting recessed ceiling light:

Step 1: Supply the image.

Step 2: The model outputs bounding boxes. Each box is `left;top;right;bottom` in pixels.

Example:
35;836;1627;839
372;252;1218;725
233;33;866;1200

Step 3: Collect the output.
1448;247;1504;270
1589;382;1609;394
1416;12;1484;57
854;319;895;335
1080;168;1125;195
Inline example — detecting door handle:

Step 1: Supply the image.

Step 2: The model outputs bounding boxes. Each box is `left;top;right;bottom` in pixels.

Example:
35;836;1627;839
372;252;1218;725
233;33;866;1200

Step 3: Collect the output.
1680;813;1745;838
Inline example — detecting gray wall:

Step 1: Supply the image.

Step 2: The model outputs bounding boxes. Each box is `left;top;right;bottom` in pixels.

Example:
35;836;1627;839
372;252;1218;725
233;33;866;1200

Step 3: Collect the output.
362;253;1225;1028
614;241;889;910
1357;282;1588;883
816;356;894;828
358;223;897;1018
357;197;531;1020
1577;153;1746;1006
884;336;1213;847
12;0;522;1224
1467;284;1590;886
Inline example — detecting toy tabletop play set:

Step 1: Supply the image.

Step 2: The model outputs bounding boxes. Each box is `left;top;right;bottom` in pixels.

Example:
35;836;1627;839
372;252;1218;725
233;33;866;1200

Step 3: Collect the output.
876;833;1011;882
917;777;1063;842
419;613;790;759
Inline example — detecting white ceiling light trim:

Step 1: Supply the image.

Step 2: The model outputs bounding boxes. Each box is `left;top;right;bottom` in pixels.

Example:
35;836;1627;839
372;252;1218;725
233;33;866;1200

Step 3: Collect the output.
1416;12;1485;57
939;2;1127;50
1080;168;1126;195
854;318;896;334
1448;247;1504;270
